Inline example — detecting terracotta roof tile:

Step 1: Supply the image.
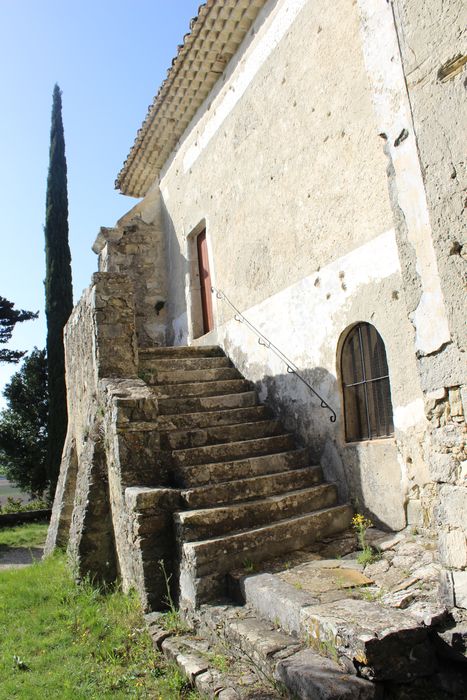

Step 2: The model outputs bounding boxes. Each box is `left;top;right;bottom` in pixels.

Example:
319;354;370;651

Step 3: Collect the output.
116;0;268;198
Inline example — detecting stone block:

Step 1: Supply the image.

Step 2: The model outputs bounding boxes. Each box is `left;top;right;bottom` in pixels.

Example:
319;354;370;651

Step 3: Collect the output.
241;572;318;635
438;530;467;569
275;648;380;700
300;598;435;682
461;386;467;421
453;571;467;609
161;637;209;682
428;452;458;483
449;388;463;418
437;484;467;530
406;499;423;526
435;623;467;663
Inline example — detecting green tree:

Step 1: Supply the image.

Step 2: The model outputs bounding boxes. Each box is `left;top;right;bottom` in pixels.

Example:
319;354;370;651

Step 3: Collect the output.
44;84;73;494
0;296;38;363
0;349;49;497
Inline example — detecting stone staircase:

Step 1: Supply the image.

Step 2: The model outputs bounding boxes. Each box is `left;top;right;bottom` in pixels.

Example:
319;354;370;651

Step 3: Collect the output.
138;344;352;608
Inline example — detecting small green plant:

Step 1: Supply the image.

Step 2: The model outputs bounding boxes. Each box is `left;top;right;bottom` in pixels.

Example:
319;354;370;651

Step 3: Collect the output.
352;513;380;566
209;653;230;673
158;559;190;634
306;633;339;663
355;586;384;602
243;557;255;573
138;369;152;383
293;580;303;590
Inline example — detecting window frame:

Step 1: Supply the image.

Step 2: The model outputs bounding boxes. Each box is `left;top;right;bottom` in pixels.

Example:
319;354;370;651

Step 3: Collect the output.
340;322;394;443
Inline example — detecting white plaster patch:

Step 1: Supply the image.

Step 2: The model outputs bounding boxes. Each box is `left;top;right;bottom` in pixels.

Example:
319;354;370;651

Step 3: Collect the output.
356;0;450;356
182;0;308;173
393;398;426;432
218;228;400;387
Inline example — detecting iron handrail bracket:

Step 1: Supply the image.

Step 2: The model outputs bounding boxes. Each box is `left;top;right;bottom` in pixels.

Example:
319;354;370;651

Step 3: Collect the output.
212;287;336;423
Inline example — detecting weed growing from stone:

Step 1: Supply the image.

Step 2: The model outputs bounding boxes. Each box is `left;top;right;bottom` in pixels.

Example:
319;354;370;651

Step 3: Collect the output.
158;559;191;634
352;513;380;566
243;557;255;572
209;652;230;673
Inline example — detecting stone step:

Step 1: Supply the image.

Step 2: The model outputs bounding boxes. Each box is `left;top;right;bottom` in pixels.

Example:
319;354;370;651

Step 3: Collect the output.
176;483;338;541
146;366;241;385
157;405;271;432
194;604;378;699
174;448;311;487
157;391;258;416
238;571;436;683
139;345;224;359
139;355;231;372
152;378;251;399
172;434;296;468
180;466;323;508
160;419;283;450
178;504;353;605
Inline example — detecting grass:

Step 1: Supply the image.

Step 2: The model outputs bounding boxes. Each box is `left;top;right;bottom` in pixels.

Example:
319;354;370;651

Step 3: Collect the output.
0;522;49;549
0;543;200;699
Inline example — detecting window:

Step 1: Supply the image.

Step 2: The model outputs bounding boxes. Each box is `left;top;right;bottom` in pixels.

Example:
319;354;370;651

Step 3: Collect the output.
341;323;394;442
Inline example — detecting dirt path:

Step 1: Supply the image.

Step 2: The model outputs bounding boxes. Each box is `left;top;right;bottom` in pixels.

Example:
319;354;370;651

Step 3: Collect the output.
0;546;44;571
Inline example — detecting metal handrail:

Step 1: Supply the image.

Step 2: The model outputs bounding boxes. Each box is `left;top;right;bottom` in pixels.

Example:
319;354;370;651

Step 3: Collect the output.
211;286;336;422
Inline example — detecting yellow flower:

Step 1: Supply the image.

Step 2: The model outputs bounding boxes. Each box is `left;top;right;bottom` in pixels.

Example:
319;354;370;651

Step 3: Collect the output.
352;513;372;529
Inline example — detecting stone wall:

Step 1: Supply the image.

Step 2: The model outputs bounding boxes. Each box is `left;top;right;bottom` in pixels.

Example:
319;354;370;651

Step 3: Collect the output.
93;205;168;347
358;0;467;595
45;264;179;608
45;272;138;579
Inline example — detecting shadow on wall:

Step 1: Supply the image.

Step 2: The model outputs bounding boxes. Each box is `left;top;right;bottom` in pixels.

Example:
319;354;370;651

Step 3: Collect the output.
157;202;404;532
160;201;189;346
251;365;403;532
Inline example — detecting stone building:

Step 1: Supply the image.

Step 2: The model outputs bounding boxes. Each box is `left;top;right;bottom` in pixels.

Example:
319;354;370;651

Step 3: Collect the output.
46;0;466;614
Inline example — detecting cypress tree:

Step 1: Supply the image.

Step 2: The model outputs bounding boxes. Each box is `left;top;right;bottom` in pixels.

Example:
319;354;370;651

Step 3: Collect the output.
44;84;73;494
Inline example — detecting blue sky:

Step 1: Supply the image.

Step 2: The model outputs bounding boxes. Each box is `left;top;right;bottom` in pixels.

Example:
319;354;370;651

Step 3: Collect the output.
0;0;201;406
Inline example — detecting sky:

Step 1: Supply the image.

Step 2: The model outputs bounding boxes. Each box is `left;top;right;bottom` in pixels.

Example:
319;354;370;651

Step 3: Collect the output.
0;0;201;408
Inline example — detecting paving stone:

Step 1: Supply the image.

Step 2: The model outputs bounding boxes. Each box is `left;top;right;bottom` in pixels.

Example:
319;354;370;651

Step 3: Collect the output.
275;648;380;699
378;533;406;551
161;636;210;681
300;598;435;681
241;572;318;635
147;622;173;650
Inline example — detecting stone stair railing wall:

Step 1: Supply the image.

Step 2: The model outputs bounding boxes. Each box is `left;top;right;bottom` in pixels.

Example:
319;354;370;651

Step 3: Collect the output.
45;264;354;612
44;268;180;609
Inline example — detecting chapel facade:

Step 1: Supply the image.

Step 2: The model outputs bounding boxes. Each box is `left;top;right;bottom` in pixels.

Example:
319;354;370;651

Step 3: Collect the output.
46;0;466;612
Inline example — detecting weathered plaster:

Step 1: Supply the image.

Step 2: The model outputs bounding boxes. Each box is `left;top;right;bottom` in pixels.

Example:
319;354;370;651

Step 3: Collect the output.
182;0;307;172
191;230;422;530
155;0;395;318
356;0;451;357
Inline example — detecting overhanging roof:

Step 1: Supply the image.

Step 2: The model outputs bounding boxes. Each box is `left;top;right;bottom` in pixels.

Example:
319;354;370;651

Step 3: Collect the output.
115;0;268;198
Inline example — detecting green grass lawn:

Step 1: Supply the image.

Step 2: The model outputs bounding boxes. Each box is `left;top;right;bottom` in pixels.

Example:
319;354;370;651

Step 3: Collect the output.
0;532;199;699
0;522;49;549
